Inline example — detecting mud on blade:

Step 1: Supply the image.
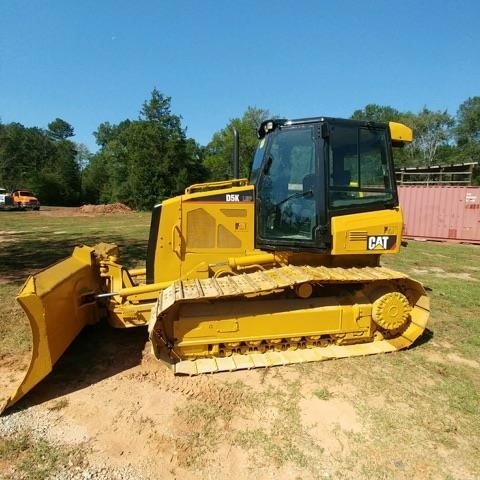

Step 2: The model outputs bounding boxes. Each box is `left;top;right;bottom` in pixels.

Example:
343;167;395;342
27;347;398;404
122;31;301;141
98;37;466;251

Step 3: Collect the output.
1;246;101;413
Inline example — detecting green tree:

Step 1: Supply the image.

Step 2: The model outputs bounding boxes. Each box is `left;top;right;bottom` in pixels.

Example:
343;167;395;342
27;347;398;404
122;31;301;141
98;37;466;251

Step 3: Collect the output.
352;104;458;167
0;122;54;190
455;96;480;162
204;106;270;181
140;87;182;132
48;118;75;140
403;108;454;166
87;89;206;209
94;121;121;148
81;150;112;204
351;104;402;123
0;120;82;204
75;143;92;172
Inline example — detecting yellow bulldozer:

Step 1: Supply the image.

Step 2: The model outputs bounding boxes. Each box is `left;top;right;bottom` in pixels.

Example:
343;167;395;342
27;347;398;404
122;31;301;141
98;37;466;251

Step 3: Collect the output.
3;116;429;413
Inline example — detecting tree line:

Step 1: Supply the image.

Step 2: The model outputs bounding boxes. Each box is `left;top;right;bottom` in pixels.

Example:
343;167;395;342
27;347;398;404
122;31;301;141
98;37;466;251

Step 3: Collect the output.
1;90;478;210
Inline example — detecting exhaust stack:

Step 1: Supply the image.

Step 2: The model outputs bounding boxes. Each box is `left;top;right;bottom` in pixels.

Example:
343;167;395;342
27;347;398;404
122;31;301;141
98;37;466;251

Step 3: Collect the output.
232;127;239;179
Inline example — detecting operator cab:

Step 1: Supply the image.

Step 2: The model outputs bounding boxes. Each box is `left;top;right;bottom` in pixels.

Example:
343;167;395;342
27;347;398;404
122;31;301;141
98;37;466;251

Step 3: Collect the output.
250;117;400;252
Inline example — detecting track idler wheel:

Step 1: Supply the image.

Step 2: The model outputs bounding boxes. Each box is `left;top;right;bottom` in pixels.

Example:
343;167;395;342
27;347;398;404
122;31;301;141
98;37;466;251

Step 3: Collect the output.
372;291;411;331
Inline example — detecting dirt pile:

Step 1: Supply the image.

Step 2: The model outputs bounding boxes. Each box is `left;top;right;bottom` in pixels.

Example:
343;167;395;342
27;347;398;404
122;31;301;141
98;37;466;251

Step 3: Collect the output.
79;203;133;214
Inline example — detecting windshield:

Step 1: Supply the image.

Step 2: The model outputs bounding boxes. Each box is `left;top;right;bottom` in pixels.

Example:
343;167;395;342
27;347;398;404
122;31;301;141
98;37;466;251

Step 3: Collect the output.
327;125;394;209
256;125;317;241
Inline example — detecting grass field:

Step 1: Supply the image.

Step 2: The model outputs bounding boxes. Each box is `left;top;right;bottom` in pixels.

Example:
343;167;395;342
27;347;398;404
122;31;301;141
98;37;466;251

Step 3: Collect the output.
0;207;479;479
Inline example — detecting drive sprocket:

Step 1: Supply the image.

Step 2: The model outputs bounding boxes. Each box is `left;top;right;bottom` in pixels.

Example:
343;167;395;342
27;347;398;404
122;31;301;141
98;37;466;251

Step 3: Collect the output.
372;291;411;331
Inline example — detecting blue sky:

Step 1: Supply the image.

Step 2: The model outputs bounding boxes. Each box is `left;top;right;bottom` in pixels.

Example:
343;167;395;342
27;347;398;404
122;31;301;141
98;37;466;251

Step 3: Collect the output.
1;0;479;152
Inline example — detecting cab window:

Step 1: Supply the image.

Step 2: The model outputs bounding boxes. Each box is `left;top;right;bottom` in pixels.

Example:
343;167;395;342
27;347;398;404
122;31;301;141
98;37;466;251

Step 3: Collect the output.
257;126;317;241
328;125;394;209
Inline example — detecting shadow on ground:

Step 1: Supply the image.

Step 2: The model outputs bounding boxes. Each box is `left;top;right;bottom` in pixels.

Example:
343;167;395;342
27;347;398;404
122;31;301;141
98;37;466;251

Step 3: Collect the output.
414;327;434;347
7;323;149;413
0;235;148;282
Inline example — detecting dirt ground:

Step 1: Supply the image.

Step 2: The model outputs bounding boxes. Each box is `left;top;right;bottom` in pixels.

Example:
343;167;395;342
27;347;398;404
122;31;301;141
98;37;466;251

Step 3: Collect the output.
38;203;134;216
2;324;364;480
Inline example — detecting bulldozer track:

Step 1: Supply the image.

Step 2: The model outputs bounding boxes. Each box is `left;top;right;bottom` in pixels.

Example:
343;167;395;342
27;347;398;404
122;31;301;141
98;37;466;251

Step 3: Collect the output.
150;265;430;375
155;265;410;311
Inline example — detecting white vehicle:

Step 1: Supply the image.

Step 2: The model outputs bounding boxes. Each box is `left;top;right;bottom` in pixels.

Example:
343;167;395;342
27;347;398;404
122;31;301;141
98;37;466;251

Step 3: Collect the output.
0;187;14;210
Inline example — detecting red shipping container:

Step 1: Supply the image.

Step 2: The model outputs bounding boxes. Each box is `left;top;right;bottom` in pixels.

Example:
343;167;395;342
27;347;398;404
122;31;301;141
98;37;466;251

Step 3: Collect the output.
397;186;480;244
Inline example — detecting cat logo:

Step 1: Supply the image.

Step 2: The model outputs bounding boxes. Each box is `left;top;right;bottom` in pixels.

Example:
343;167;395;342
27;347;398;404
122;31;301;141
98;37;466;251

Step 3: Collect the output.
367;235;397;250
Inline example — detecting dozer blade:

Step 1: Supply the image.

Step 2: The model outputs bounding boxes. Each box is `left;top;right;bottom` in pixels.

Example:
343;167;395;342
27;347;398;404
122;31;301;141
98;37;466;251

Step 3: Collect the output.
1;246;101;414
